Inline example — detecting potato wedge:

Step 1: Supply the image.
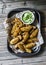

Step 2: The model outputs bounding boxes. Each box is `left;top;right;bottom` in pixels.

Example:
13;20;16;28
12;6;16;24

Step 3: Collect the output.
27;38;38;43
25;48;32;53
11;24;18;34
30;29;39;38
12;27;20;37
22;32;29;42
20;25;32;32
10;38;19;45
18;43;25;52
26;43;36;49
10;35;22;45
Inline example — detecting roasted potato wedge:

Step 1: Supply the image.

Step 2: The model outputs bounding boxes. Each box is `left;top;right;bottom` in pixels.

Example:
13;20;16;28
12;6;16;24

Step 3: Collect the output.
25;48;32;53
30;29;39;38
10;37;19;45
22;32;29;42
15;18;23;27
12;27;20;37
11;24;18;34
26;43;36;49
27;38;38;43
18;43;25;52
20;25;32;32
14;41;24;49
10;35;22;45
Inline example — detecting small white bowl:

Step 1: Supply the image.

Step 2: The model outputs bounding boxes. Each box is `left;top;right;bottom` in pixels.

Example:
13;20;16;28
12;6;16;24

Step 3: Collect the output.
20;10;35;24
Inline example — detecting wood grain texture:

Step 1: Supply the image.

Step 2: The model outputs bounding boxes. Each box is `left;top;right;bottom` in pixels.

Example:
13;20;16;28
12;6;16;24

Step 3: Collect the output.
0;1;46;65
2;1;46;14
0;9;2;14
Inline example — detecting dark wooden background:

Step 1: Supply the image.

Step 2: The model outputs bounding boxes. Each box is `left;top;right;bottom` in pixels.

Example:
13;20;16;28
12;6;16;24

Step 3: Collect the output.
0;0;46;65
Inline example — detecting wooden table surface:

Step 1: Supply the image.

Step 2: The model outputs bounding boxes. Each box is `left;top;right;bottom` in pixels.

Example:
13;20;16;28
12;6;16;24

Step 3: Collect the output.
0;1;46;65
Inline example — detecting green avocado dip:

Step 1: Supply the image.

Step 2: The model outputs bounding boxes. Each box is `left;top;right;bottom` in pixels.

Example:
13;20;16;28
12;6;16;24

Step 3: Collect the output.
22;11;35;24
